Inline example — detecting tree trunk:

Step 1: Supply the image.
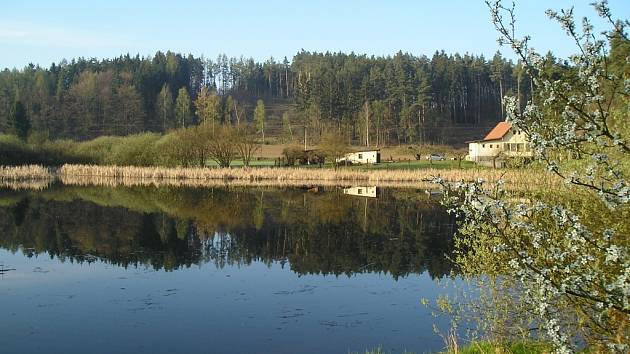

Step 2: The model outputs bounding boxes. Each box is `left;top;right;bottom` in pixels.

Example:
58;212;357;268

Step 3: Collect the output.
285;68;289;97
499;79;504;119
365;100;370;147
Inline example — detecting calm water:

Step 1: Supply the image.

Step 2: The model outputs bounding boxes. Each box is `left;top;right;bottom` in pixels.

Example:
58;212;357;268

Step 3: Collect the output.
0;184;458;354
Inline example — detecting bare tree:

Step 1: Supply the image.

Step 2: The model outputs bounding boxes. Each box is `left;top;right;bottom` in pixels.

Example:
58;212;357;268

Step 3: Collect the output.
206;124;237;168
235;125;259;167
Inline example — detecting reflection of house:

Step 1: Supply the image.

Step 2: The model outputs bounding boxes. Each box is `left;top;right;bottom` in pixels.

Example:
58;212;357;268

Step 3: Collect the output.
343;186;377;198
467;121;533;163
336;150;381;164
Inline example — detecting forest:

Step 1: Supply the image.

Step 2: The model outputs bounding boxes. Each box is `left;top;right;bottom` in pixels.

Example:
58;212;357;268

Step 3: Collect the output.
0;49;535;145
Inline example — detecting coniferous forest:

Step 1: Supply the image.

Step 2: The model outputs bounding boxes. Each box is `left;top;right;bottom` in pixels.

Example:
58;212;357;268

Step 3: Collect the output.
0;50;535;145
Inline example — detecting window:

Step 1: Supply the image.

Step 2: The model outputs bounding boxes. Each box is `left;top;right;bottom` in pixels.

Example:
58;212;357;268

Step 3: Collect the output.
358;153;363;159
358;189;362;194
490;144;493;148
482;144;486;148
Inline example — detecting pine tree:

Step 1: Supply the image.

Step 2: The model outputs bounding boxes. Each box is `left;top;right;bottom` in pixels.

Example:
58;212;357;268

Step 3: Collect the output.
115;84;145;135
9;100;30;140
491;52;506;118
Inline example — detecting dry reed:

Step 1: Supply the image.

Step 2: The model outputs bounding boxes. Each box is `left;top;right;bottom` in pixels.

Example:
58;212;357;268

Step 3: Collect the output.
58;164;560;190
0;165;53;181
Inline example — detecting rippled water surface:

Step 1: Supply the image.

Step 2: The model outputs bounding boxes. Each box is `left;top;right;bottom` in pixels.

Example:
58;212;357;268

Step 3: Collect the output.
0;185;457;354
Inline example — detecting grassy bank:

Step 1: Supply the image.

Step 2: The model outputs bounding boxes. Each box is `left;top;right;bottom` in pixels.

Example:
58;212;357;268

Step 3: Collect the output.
443;341;552;354
357;341;552;354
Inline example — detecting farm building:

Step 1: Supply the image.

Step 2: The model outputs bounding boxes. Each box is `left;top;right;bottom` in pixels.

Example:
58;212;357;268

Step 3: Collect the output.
336;150;381;165
467;121;533;164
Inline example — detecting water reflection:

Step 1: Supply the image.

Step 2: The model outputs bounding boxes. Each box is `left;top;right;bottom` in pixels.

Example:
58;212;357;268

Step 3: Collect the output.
0;185;455;278
0;185;461;354
343;186;378;198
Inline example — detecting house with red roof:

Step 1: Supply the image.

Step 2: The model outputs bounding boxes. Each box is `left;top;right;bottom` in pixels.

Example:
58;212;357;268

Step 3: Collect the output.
466;121;533;163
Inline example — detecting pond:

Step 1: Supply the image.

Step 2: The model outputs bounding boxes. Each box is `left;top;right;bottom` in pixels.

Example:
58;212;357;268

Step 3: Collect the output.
0;184;459;354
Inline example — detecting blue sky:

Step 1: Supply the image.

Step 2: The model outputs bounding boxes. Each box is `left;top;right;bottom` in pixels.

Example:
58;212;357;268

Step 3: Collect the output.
1;0;628;69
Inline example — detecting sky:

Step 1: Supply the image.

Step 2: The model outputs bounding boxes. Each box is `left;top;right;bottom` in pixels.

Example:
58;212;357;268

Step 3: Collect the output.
1;0;629;70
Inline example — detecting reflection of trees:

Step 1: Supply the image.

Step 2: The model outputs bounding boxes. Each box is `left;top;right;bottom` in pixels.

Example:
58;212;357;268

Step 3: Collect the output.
0;186;456;277
0;197;200;271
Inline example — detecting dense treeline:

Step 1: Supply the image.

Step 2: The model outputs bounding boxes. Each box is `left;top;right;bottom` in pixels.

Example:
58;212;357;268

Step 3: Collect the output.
0;50;533;144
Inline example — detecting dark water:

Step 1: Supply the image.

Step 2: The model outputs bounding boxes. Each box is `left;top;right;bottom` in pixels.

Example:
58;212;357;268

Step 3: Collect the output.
0;185;458;354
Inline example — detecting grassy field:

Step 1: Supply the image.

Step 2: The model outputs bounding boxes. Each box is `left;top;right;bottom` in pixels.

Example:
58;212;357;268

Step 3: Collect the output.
255;143;466;160
352;160;477;170
206;157;478;170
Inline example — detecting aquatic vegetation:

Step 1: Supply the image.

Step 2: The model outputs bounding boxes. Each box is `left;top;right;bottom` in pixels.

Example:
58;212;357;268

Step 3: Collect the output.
56;164;559;190
0;165;53;181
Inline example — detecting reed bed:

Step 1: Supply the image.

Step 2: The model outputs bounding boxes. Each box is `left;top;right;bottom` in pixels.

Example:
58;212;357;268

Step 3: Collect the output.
0;165;54;181
58;164;559;190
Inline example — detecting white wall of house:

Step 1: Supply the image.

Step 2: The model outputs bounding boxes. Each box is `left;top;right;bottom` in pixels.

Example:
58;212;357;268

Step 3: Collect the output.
468;140;502;161
337;151;380;164
468;130;533;161
501;130;533;157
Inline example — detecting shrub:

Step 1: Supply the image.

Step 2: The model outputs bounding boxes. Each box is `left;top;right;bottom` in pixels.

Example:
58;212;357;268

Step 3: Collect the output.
108;133;161;166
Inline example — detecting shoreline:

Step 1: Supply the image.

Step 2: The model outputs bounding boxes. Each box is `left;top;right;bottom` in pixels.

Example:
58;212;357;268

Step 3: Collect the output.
0;164;558;190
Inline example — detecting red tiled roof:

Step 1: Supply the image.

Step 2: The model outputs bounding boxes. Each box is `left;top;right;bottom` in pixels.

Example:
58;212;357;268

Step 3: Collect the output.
483;121;512;141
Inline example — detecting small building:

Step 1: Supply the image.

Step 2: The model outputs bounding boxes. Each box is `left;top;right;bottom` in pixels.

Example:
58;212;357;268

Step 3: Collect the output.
336;150;381;165
467;121;533;164
343;186;378;198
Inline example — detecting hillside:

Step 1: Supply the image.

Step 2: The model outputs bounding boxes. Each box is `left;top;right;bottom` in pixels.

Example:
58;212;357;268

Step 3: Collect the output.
0;50;529;146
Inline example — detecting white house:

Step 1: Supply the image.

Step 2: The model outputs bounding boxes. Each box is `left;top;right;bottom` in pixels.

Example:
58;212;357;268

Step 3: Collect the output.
467;121;533;163
343;186;378;198
336;150;381;165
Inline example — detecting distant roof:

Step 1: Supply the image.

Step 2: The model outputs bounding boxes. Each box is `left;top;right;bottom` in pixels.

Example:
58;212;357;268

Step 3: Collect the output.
483;121;512;141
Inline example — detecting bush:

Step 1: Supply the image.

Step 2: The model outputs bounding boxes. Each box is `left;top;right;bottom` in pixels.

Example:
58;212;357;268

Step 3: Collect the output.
75;136;122;164
108;133;161;166
0;134;91;166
